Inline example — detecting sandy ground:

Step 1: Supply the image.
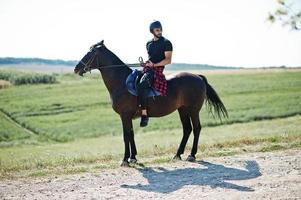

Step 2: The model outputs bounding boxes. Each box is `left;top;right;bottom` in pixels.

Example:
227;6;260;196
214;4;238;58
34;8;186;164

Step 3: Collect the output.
1;149;300;200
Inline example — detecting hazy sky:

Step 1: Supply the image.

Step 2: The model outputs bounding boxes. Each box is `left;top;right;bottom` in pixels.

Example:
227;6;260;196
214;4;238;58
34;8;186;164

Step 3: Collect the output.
0;0;300;67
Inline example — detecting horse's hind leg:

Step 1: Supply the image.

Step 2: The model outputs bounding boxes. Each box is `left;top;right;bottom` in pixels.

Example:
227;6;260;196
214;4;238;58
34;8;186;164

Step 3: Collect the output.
174;107;192;160
187;109;202;162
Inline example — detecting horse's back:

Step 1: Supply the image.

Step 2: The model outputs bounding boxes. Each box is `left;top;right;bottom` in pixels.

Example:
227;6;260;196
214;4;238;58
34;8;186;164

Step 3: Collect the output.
165;72;207;107
166;71;206;89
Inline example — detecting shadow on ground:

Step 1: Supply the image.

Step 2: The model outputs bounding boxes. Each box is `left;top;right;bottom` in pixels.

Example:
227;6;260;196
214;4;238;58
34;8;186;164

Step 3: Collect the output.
121;160;262;193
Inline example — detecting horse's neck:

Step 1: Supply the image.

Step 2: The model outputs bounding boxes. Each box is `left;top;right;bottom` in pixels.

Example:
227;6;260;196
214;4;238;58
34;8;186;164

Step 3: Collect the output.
99;50;132;95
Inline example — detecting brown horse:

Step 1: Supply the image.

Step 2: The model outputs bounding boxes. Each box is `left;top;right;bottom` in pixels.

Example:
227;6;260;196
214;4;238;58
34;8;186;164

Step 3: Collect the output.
74;40;228;166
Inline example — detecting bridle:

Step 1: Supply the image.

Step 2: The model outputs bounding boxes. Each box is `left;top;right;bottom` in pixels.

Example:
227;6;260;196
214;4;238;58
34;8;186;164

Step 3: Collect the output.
80;47;144;73
80;48;100;73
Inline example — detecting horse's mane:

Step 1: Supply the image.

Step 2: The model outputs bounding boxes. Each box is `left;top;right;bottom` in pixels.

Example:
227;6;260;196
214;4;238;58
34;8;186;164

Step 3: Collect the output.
100;45;132;73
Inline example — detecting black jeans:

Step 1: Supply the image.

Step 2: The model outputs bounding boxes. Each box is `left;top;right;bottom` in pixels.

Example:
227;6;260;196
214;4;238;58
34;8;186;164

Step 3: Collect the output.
137;70;154;110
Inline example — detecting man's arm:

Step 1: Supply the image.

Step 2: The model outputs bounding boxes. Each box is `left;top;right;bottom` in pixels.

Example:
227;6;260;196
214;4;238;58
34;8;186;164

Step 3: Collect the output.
148;51;172;67
153;51;172;67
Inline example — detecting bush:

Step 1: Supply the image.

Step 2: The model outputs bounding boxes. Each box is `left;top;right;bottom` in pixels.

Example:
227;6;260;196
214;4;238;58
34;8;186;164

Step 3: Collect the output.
0;80;11;89
0;70;57;85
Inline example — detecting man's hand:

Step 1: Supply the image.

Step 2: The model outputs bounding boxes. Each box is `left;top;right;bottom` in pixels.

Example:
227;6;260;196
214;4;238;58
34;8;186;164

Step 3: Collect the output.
145;60;154;68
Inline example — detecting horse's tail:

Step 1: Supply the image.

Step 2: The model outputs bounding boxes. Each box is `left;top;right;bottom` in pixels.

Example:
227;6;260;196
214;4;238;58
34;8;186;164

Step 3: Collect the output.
198;74;229;120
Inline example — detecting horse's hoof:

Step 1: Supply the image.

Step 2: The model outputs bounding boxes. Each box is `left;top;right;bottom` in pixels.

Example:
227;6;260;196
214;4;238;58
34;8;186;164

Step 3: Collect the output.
186;155;196;162
173;155;182;160
129;158;137;163
120;161;130;167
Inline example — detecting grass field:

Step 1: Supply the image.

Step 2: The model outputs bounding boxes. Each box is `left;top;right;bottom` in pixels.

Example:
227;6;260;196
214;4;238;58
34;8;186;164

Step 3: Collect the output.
0;68;300;179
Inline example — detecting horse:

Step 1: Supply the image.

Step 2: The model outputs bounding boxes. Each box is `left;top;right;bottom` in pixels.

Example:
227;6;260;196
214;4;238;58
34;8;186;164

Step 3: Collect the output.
74;40;228;167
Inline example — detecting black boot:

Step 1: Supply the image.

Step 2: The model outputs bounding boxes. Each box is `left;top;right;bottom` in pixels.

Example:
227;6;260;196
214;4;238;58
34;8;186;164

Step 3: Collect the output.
140;115;149;127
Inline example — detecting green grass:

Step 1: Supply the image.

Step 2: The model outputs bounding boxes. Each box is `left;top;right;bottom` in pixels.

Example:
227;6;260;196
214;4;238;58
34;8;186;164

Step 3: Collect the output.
0;111;39;145
0;114;300;179
0;69;300;179
0;70;300;143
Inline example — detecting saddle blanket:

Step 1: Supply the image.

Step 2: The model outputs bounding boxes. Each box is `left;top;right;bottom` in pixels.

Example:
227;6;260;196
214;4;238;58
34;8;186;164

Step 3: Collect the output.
125;69;161;97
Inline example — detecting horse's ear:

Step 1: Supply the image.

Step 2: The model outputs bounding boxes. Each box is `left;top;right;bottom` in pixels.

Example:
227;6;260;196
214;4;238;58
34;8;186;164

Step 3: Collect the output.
90;40;105;50
96;40;105;48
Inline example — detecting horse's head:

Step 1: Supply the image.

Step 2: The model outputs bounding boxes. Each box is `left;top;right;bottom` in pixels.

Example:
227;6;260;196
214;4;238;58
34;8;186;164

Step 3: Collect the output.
74;40;105;76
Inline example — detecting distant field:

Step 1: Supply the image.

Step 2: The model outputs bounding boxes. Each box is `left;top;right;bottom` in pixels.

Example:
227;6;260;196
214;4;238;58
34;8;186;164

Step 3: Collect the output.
1;68;300;143
0;67;300;178
0;64;74;73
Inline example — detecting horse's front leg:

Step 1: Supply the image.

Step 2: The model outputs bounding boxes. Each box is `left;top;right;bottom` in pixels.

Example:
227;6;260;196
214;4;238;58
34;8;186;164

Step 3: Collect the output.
129;127;138;163
120;114;133;167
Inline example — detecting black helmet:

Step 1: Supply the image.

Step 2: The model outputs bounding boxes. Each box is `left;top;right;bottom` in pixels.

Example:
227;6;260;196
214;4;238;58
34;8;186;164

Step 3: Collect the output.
149;21;162;33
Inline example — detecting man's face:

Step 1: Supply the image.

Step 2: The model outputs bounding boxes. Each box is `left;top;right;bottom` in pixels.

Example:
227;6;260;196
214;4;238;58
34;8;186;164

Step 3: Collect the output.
152;28;162;38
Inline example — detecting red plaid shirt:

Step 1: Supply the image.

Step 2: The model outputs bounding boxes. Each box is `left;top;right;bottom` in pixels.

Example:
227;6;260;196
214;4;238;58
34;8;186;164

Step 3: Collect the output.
142;66;167;96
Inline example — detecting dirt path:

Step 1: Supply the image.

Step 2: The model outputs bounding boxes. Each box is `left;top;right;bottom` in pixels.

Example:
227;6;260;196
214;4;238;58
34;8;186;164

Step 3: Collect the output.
1;149;300;200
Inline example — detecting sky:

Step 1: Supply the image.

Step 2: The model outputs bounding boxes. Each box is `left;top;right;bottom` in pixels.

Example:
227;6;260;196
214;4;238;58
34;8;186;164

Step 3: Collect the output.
0;0;300;67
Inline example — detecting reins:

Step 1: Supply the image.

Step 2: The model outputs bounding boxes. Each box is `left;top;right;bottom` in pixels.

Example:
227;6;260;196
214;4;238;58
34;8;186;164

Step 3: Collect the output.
81;51;145;73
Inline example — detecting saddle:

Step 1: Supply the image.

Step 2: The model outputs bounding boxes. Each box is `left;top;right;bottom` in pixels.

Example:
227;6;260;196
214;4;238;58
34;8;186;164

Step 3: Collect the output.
126;69;161;97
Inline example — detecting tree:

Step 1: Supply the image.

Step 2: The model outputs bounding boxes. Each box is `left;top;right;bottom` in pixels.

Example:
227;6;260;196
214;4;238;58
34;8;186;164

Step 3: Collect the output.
268;0;301;30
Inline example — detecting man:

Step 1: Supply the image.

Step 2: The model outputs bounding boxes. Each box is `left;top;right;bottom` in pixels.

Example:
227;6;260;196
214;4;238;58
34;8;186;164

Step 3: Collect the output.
137;20;173;127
